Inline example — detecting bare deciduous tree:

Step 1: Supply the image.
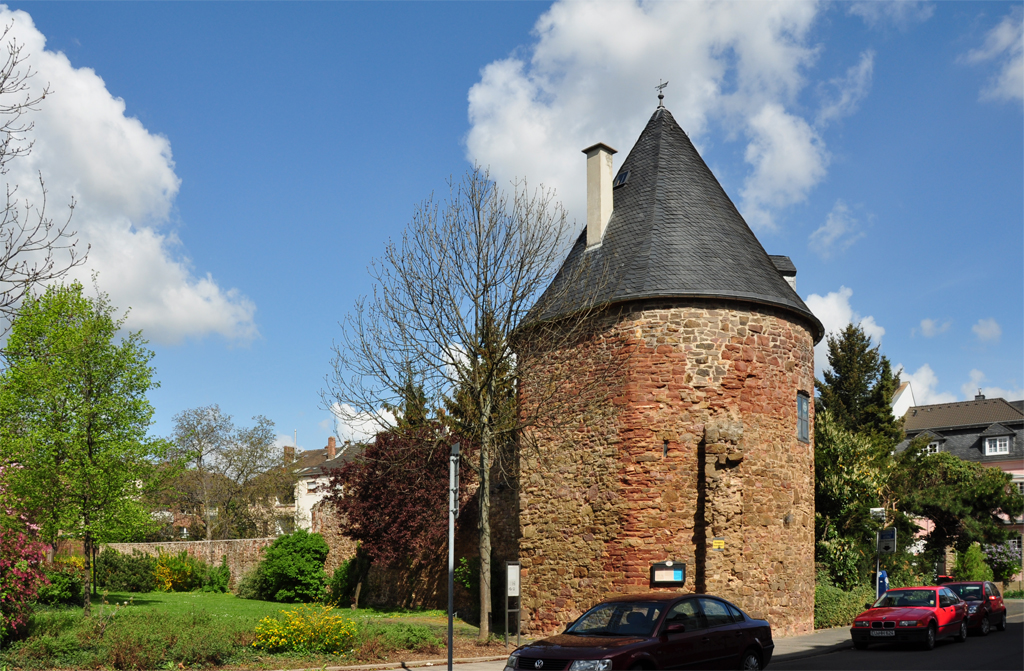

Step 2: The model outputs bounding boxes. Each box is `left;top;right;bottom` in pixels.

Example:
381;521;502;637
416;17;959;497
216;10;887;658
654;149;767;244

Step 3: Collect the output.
0;24;85;324
169;406;291;540
324;168;619;640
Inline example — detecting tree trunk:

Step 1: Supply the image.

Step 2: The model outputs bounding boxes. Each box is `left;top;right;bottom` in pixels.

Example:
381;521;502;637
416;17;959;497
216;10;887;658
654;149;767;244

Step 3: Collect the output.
478;418;493;642
83;525;92;616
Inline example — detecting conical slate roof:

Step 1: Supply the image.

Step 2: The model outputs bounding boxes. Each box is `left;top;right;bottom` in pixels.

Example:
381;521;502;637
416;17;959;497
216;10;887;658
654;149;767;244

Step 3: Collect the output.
535;106;824;343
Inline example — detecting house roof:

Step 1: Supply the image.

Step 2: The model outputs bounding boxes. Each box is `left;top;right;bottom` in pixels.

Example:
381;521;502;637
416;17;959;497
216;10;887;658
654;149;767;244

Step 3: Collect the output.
979;422;1015;437
531;106;824;342
295;443;365;480
903;397;1024;432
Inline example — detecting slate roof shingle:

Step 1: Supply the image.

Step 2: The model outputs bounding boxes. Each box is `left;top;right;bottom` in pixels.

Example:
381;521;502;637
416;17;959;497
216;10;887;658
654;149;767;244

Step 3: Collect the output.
902;398;1024;432
533;106;824;342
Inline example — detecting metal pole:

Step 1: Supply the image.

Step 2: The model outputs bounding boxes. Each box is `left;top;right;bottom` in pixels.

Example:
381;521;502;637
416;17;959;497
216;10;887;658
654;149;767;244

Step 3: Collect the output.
875;531;880;599
448;443;460;671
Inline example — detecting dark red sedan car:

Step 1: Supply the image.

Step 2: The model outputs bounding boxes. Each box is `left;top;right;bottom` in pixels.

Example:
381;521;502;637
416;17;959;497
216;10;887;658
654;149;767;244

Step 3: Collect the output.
850;586;968;650
944;581;1008;635
503;593;774;670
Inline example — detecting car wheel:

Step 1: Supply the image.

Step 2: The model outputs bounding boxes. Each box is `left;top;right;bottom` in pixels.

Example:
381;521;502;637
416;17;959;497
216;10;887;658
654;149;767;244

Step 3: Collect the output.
739;649;761;670
854;641;869;650
955;619;967;642
922;624;936;650
996;611;1007;632
979;615;990;636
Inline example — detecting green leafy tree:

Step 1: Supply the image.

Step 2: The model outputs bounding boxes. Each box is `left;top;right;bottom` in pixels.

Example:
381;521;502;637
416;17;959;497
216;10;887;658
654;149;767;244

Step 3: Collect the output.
0;282;165;615
954;544;995;581
816;324;902;445
896;451;1023;555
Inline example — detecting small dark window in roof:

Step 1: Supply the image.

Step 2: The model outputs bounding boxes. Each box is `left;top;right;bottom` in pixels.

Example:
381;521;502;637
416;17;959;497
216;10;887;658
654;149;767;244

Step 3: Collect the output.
613;170;630;188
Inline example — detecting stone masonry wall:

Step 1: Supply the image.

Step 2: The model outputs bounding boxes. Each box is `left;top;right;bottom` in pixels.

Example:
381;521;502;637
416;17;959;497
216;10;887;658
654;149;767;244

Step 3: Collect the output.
105;538;273;590
516;300;815;637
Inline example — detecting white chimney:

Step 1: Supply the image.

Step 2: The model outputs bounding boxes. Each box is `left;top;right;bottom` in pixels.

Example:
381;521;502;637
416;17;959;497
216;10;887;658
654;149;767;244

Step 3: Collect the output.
583;143;617;248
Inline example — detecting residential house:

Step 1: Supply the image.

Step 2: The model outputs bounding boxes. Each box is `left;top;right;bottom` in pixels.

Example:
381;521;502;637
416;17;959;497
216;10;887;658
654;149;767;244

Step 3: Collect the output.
291;436;363;530
897;393;1024;572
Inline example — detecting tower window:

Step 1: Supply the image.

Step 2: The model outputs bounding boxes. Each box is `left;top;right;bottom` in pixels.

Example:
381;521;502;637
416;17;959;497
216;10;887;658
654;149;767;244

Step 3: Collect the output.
797;393;810;443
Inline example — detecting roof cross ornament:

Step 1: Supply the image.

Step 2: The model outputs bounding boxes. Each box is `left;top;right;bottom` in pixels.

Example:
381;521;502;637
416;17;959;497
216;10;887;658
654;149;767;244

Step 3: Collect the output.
656;79;669;108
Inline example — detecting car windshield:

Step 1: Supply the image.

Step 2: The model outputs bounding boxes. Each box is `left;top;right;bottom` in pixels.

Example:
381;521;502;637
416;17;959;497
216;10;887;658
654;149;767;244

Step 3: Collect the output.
946;584;983;601
566;601;664;637
874;589;935;608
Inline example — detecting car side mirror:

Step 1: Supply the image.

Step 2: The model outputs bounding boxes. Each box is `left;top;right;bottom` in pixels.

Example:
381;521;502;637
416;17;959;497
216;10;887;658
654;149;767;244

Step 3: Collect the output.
666;623;686;634
864;603;873;610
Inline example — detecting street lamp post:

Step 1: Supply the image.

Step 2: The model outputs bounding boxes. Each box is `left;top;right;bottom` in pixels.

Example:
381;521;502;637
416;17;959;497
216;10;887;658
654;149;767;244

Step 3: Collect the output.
448;442;460;671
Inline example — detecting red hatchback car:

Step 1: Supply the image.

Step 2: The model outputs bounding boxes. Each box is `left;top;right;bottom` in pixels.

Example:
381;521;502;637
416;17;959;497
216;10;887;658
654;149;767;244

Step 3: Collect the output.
850;586;968;650
944;581;1008;635
504;593;774;670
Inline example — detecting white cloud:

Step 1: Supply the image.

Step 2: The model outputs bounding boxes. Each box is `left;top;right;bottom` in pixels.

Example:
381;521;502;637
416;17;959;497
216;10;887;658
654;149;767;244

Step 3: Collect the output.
805;285;884;378
898;363;956;405
848;2;934;29
466;0;843;231
817;50;875;127
808;199;864;258
0;7;256;344
971;317;1002;343
916;318;951;338
961;369;1024;402
963;9;1024;103
330;402;393;445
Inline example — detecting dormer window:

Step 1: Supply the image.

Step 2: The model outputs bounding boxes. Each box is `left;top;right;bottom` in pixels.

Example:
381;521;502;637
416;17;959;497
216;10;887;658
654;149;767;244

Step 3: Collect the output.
985;436;1010;456
926;441;941;454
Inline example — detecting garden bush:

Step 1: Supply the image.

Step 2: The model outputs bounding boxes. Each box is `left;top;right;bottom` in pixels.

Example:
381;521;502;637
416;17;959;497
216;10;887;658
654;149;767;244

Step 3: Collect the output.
36;557;84;606
252;603;357;654
326;548;371;605
814;579;875;629
954;543;995;581
242;529;329;602
201;555;231;593
154;550;207;592
984;541;1022;582
95;548;157;593
0;527;47;639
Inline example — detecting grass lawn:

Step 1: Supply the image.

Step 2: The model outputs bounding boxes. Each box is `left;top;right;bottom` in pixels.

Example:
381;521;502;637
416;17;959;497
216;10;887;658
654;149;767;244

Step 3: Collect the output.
0;592;504;670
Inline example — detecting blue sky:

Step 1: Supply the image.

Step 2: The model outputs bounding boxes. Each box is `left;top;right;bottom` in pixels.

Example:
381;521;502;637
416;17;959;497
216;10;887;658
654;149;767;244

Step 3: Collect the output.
4;1;1021;451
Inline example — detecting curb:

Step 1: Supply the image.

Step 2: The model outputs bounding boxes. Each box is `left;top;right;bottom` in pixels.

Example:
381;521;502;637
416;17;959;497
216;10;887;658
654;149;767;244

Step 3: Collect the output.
771;639;853;663
270;655;509;671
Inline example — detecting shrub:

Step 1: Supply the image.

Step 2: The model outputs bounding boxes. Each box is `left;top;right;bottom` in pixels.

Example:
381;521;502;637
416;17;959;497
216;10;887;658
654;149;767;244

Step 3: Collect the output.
95;548;157;593
246;530;329;602
252;603;357;654
235;566;263;600
201;555;231;593
0;527;47;639
36;560;84;606
954;544;995;582
326;548;371;605
814;581;875;629
984;541;1022;582
1004;589;1024;599
154;550;206;592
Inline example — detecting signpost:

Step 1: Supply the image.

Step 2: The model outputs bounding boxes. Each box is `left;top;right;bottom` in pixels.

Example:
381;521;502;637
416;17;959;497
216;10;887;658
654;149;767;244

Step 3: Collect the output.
875;527;896;600
505;561;521;649
447;443;460;671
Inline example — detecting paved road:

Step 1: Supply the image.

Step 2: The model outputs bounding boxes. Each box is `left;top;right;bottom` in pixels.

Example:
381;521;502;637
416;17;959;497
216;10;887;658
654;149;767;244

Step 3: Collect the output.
772;603;1024;671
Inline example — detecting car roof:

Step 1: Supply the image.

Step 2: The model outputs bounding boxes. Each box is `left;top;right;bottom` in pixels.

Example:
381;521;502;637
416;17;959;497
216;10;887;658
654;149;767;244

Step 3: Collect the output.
888;586;937;590
944;581;986;585
597;592;702;603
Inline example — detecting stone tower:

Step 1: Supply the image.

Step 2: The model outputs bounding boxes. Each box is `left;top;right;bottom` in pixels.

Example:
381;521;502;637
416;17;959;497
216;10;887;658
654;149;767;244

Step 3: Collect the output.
512;106;824;637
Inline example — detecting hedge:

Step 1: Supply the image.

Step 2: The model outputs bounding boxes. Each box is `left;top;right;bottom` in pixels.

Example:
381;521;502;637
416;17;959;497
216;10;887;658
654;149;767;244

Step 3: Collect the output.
814;582;875;629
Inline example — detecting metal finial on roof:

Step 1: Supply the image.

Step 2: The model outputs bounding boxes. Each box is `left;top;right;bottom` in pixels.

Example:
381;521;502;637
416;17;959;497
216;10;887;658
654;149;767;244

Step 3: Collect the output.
656;80;669;108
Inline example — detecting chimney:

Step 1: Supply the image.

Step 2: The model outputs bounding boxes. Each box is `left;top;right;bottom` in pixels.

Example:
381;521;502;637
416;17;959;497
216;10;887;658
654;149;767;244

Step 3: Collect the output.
326;436;337;460
583;143;617;247
284;445;295;464
975;390;985;401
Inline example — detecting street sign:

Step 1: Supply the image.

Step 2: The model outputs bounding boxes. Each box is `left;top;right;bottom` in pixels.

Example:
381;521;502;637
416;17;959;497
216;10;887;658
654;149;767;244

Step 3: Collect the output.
877;528;897;554
712;537;725;551
506;563;520;597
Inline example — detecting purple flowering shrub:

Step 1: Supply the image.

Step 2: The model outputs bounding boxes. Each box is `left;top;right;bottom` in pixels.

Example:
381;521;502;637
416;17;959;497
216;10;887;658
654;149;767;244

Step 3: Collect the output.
984;541;1023;582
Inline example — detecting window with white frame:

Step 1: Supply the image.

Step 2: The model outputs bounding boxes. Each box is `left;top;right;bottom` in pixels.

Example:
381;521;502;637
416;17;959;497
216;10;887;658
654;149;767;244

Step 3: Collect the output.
1010;536;1022;552
984;436;1010;455
1016;481;1024;497
926;441;941;454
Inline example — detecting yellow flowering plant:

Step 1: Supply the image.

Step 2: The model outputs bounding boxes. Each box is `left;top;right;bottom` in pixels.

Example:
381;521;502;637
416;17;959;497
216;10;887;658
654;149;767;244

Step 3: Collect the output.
252;603;357;655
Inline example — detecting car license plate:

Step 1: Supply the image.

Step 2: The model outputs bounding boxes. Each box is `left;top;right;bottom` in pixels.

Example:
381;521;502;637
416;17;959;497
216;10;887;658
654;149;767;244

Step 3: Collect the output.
869;630;895;637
